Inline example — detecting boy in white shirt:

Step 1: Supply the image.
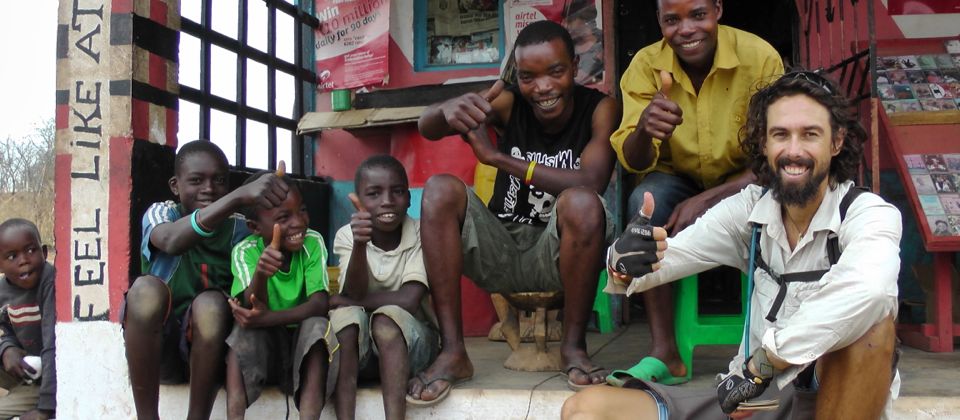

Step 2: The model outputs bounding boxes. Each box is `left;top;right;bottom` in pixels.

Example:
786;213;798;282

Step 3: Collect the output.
330;155;439;420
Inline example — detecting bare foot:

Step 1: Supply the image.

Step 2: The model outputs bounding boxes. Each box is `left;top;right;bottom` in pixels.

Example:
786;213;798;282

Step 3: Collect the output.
648;348;687;378
561;348;608;387
407;350;474;402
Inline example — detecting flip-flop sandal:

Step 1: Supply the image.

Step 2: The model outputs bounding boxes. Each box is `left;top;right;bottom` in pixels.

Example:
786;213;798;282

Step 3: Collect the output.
606;356;688;387
406;372;472;407
562;364;609;391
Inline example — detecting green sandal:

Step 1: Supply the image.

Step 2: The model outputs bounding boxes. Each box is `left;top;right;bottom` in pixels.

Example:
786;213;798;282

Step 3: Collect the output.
606;356;688;387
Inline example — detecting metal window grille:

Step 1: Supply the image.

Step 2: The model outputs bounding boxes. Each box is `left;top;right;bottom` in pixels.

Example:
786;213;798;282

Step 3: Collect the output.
179;0;319;174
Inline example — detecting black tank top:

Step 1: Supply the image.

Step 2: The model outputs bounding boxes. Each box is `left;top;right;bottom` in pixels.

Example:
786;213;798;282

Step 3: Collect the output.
487;84;606;225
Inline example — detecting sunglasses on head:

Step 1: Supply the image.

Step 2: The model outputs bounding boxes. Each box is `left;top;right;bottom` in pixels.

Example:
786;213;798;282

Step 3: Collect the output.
782;70;833;94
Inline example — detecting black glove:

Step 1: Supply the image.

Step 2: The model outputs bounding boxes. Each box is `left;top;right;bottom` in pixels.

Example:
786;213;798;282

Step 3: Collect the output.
607;212;660;277
716;362;771;414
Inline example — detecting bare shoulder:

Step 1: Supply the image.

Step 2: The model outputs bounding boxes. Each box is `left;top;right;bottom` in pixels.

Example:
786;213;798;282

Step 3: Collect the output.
490;87;516;128
591;95;622;130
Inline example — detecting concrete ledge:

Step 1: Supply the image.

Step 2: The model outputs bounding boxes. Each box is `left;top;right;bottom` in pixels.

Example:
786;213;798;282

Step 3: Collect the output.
158;386;569;419
158;384;960;419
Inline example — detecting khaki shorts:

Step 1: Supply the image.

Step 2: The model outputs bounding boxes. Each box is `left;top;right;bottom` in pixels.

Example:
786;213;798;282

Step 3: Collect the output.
0;369;40;418
225;316;339;406
629;378;814;420
330;305;439;377
461;189;615;294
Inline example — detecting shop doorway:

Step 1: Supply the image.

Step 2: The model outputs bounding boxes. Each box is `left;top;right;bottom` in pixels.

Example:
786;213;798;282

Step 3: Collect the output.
614;0;798;78
612;0;798;315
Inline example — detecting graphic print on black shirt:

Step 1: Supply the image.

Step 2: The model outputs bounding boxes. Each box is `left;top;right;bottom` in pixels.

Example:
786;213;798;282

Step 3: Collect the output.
488;84;607;225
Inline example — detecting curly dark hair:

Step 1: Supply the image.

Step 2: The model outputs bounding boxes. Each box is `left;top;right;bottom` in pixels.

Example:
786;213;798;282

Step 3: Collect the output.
739;70;866;188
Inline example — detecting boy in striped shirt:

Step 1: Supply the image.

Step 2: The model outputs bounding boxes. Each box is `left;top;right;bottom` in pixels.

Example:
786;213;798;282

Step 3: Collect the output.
0;218;56;420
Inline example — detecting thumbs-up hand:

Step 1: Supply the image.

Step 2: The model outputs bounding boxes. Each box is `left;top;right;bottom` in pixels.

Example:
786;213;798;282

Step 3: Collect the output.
237;160;289;210
442;79;506;135
657;69;673;99
607;192;668;284
639;70;683;141
348;192;373;245
483;79;506;103
256;223;284;279
269;224;282;250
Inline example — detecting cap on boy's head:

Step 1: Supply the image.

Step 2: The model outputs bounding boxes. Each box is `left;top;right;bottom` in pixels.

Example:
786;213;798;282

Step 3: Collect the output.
0;218;41;243
354;155;408;189
239;170;297;219
514;20;576;63
175;140;229;175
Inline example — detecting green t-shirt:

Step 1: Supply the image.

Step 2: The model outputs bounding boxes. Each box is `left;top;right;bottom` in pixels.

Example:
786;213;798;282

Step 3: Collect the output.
230;229;328;311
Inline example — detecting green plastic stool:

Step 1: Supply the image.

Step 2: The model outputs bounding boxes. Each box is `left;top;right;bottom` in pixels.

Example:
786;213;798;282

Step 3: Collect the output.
674;273;748;380
593;271;615;334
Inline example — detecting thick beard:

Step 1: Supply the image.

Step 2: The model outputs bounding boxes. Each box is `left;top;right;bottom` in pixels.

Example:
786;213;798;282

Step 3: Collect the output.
770;158;829;206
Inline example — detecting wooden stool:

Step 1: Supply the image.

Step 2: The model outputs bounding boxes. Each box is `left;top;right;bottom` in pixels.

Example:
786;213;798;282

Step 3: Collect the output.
492;291;565;371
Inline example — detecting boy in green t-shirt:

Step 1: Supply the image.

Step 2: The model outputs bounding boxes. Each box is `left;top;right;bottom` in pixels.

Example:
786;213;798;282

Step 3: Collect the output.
329;156;439;420
125;141;288;420
225;171;337;420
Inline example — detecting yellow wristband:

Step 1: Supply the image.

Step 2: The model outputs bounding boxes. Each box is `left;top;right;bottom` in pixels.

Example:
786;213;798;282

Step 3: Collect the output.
524;161;536;185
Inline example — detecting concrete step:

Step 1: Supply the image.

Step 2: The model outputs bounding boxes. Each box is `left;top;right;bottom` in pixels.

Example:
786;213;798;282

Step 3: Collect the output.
157;385;960;419
151;324;960;419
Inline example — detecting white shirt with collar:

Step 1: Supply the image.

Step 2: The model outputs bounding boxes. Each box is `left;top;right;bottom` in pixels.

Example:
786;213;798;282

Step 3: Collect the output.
334;217;437;327
606;181;902;406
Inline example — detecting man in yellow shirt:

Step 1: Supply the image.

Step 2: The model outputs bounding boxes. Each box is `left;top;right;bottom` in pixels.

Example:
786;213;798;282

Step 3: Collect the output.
607;0;783;386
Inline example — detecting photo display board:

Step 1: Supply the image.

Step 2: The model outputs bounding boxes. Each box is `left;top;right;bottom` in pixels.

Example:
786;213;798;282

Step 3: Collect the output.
877;41;960;114
905;153;960;236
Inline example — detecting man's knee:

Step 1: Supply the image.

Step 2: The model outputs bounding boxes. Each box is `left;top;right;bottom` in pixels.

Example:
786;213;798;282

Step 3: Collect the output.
561;387;605;420
371;313;402;343
125;275;170;326
557;187;603;233
819;316;896;384
628;174;696;225
815;316;896;419
422;174;466;215
336;324;358;342
839;316;895;358
190;291;231;340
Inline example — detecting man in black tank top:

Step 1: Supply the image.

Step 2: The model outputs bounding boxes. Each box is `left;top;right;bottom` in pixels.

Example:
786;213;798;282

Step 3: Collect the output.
408;20;622;404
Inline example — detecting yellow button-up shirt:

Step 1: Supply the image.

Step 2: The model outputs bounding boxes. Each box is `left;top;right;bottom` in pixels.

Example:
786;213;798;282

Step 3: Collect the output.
611;25;784;189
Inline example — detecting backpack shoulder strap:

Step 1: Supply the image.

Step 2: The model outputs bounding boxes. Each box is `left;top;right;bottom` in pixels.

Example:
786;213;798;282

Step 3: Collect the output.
828;186;870;264
839;186;869;221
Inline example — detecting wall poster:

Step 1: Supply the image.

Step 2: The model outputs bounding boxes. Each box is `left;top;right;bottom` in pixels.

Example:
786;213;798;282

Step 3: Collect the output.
315;0;391;90
505;0;605;88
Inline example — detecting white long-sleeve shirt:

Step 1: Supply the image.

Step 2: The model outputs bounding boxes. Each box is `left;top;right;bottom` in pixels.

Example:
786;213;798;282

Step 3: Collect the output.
606;181;902;399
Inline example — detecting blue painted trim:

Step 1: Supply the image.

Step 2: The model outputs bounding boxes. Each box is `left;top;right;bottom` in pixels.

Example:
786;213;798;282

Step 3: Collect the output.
413;0;506;72
299;0;317;177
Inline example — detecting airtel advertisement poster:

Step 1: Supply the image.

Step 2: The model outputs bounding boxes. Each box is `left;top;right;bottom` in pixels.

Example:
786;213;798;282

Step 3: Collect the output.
314;0;390;91
505;0;605;89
